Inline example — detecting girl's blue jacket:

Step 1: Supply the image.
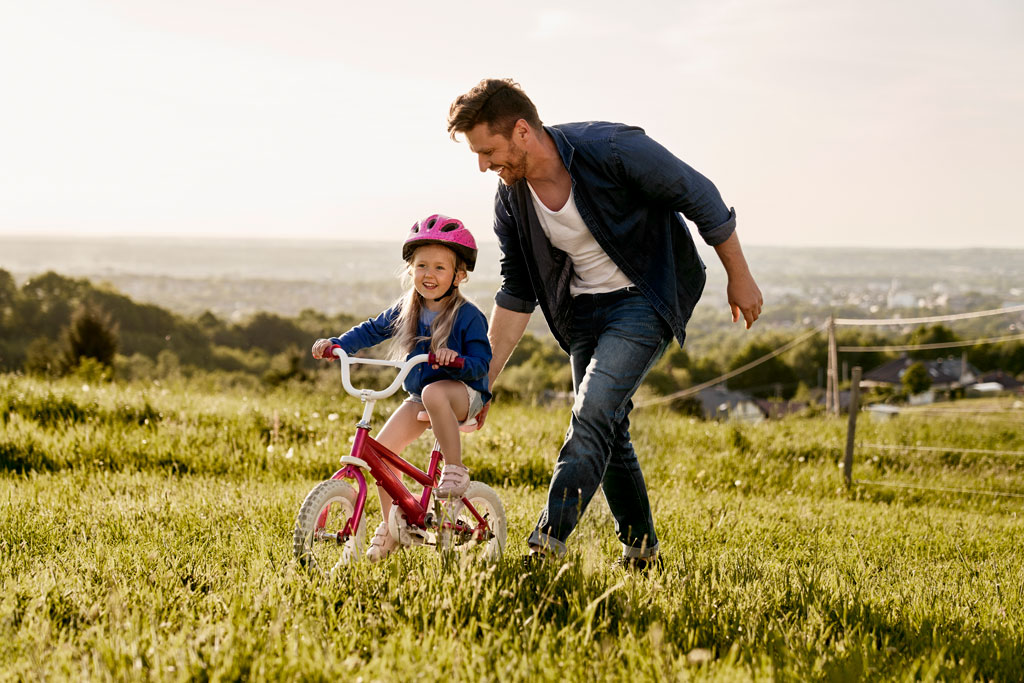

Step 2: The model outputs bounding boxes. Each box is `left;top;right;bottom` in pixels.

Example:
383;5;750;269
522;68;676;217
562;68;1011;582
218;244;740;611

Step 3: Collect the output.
330;302;492;404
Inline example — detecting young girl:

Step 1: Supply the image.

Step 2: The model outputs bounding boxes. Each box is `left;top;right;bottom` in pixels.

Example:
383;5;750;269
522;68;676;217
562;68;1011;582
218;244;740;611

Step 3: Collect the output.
311;214;491;562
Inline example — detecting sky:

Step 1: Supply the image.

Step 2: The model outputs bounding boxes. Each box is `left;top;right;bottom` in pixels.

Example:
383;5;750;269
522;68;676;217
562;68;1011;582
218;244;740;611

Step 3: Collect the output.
1;0;1022;249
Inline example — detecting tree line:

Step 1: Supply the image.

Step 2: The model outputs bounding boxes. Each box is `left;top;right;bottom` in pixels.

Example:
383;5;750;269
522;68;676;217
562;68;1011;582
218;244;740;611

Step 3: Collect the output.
0;270;360;385
2;269;1021;404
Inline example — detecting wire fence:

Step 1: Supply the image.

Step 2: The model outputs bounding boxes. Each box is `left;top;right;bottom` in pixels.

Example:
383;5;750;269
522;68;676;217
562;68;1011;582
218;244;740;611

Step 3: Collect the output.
838;332;1024;353
857;442;1024;458
896;407;1022;415
632;303;1022;416
828;303;1024;414
635;353;1022;501
833;305;1024;499
630;305;1024;501
627;304;1024;500
875;409;1022;422
843;366;1024;500
852;478;1024;499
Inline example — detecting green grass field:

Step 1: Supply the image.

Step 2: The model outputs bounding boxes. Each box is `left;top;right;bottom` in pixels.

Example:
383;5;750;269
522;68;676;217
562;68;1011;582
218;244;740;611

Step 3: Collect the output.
2;374;1023;681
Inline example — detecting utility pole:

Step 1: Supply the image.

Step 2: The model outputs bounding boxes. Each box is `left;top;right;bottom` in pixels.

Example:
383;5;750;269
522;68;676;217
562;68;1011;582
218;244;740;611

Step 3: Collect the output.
827;315;840;415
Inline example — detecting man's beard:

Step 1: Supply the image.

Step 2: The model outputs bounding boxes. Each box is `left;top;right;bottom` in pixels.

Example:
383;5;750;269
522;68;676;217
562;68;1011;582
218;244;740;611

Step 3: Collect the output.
499;139;528;184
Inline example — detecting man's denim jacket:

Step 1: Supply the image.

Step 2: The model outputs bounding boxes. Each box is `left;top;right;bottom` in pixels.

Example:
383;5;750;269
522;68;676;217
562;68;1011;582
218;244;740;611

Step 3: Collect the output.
492;121;737;352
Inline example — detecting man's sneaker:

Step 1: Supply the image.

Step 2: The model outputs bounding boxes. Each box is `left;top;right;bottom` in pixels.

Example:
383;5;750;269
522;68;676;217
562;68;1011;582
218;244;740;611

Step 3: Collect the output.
521;550;548;571
366;521;398;563
612;553;663;573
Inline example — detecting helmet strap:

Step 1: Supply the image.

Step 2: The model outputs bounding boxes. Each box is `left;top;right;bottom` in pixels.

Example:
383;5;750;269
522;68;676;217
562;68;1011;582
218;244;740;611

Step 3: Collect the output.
433;282;458;302
431;259;464;302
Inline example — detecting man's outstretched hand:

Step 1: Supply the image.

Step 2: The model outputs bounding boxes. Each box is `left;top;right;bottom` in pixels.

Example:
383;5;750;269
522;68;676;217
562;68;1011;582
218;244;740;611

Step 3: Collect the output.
727;273;763;329
713;232;763;330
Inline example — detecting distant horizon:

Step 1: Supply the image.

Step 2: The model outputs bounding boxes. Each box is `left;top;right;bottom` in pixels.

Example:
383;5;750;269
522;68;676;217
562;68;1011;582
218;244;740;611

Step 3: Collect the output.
3;232;1018;331
1;232;1022;253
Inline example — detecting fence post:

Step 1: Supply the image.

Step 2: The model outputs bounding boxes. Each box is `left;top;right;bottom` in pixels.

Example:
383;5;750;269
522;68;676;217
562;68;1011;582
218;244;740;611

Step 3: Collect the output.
844;366;862;488
830;318;841;415
826;315;835;414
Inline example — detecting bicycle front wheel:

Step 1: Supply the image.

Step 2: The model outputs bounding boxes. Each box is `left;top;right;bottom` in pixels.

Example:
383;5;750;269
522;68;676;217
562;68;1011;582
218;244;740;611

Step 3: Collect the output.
293;479;366;575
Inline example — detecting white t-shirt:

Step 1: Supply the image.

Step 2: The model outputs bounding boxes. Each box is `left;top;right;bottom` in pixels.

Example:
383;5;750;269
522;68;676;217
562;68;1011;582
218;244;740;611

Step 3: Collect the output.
527;183;634;296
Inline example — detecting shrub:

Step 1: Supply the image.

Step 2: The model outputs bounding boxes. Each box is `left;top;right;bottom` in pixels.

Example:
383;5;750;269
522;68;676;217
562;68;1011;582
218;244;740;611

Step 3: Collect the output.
24;337;60;376
60;304;118;373
71;357;113;383
902;361;932;395
116;353;156;381
263;347;311;386
156;350;182;378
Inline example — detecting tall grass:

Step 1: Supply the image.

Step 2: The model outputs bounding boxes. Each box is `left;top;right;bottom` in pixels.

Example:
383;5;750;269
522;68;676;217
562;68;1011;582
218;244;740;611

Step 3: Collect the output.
2;374;1023;680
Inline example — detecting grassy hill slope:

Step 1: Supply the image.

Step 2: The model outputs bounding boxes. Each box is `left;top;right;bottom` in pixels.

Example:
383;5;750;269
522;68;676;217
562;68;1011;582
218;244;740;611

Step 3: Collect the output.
2;374;1022;679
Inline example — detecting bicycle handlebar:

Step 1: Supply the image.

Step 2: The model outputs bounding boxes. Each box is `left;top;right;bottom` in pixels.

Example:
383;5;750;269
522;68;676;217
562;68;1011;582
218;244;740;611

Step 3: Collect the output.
429;353;465;370
327;345;463;401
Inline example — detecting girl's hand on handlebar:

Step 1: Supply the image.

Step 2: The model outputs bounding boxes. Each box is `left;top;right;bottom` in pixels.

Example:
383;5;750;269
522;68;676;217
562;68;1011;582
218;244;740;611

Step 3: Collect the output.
430;348;459;368
311;338;335;360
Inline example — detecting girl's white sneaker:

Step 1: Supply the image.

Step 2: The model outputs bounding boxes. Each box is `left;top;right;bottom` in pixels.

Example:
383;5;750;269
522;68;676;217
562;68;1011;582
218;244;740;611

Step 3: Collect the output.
366;521;398;562
434;464;470;499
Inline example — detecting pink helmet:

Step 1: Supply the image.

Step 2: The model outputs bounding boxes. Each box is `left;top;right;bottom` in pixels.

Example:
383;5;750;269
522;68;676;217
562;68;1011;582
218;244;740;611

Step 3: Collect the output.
402;214;478;271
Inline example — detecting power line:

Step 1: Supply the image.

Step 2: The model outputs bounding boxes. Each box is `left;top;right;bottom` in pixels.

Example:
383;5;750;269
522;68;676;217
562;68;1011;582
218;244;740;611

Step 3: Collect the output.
897;408;1023;417
855;479;1024;499
858;443;1024;458
838;332;1024;353
834;304;1024;327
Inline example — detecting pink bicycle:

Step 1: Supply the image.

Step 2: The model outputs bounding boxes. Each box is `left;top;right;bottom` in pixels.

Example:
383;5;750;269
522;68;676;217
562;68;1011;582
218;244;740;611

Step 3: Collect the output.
293;347;507;575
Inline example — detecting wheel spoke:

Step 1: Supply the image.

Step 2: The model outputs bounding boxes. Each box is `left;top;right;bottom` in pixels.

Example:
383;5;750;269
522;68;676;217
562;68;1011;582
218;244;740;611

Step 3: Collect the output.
434;483;506;561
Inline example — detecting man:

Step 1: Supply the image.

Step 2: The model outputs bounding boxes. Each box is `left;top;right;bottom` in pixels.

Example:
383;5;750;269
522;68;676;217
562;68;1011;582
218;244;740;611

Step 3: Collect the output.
447;78;762;569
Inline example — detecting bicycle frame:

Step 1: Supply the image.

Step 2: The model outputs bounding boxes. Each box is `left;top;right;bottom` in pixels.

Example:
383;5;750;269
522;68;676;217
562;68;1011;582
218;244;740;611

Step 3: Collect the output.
319;347;492;544
328;426;441;531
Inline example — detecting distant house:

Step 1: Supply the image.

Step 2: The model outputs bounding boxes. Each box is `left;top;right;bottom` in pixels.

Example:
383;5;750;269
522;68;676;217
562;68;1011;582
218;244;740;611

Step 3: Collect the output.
695;387;764;422
969;371;1024;395
753;398;809;419
862;355;980;393
865;404;901;421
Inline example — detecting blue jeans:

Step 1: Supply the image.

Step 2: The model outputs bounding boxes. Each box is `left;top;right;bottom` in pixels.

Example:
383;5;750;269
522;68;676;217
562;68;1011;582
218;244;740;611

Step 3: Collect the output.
528;288;672;558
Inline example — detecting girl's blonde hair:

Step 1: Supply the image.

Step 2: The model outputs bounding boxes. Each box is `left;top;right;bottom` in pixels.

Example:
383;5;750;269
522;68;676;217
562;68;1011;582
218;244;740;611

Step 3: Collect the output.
388;247;469;360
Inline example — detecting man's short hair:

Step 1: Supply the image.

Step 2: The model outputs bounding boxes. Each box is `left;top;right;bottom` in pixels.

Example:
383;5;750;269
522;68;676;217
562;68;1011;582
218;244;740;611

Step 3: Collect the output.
447;78;542;141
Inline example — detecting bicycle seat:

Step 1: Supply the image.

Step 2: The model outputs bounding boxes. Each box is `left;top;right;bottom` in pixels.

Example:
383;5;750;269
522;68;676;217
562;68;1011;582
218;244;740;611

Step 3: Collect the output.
416;410;479;433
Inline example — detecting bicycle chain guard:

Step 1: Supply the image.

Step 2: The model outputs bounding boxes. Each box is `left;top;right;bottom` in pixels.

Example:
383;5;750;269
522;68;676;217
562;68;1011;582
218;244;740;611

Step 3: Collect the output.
388;505;428;546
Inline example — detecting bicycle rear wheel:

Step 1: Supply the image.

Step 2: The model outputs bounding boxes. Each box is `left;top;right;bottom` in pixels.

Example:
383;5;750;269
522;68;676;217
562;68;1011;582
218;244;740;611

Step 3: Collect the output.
436;481;506;562
293;479;366;575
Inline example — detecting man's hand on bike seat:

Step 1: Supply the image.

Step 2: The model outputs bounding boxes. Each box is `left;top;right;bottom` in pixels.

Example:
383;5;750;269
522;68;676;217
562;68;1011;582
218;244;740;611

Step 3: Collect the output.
473;401;490;431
